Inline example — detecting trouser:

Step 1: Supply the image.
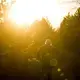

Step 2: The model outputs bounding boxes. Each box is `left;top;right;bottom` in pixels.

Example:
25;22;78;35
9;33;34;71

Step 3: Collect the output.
42;66;52;80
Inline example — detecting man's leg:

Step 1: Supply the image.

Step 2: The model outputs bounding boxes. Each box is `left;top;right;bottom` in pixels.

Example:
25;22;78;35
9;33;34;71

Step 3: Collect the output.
47;67;52;80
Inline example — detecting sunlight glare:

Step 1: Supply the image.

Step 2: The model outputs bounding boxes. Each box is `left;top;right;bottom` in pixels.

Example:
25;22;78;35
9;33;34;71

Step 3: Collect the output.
8;0;67;28
6;0;12;3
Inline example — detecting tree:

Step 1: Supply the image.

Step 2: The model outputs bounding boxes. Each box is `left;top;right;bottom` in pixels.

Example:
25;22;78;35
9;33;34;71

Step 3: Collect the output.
60;8;80;53
59;8;80;79
29;18;54;44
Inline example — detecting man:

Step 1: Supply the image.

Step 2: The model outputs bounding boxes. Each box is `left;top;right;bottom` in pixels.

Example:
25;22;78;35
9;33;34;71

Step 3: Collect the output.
37;39;58;80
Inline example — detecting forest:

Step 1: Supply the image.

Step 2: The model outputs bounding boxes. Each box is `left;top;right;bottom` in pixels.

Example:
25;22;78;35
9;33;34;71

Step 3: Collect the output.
0;0;80;80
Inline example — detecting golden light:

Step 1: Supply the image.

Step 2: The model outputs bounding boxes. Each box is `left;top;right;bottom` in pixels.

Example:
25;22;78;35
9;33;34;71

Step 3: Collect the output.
6;0;12;3
8;0;67;28
57;68;61;72
8;0;42;25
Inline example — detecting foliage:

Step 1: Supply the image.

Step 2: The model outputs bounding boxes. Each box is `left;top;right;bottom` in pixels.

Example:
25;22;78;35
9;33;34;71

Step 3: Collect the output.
60;8;80;54
1;6;80;79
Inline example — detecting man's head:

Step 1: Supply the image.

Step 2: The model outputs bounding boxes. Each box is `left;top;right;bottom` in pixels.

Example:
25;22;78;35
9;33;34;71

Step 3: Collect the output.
45;39;52;46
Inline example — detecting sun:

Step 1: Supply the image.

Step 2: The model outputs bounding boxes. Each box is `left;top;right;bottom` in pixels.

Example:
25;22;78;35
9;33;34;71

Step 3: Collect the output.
8;0;67;28
8;0;42;25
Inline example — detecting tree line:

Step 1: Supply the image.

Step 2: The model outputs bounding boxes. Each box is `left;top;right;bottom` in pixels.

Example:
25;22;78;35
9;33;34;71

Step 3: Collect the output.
0;6;80;79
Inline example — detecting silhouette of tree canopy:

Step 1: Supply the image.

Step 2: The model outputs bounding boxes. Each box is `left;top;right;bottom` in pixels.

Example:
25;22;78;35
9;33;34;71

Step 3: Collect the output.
60;8;80;54
29;18;54;44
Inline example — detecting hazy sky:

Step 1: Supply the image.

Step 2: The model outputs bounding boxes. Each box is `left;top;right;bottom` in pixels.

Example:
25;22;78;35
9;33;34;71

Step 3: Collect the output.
52;0;80;27
44;0;80;27
1;0;80;28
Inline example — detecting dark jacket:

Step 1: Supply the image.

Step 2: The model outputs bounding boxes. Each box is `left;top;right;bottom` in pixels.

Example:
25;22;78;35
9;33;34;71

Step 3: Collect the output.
37;44;58;68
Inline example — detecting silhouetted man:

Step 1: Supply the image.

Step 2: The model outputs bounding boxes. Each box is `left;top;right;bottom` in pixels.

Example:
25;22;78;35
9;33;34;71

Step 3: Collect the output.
37;39;58;80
